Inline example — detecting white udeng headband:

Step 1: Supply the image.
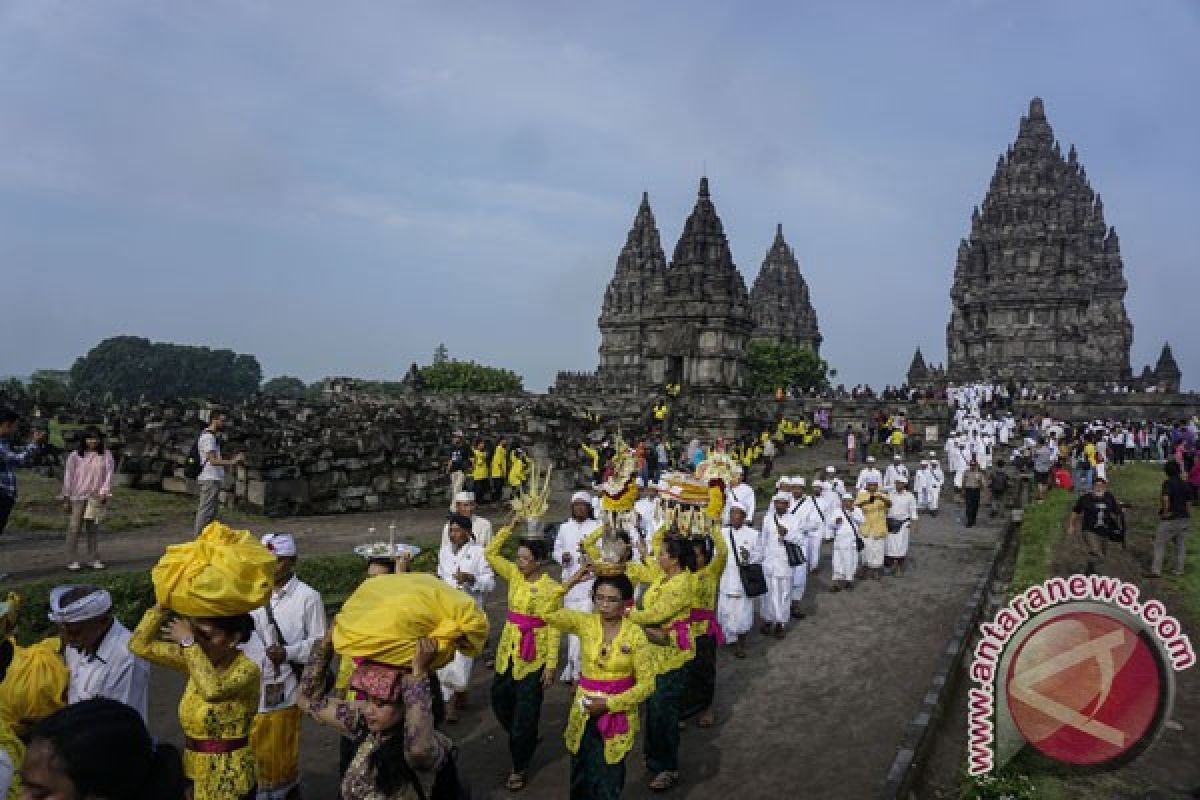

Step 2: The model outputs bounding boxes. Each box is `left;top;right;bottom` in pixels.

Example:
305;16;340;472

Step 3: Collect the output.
47;586;113;624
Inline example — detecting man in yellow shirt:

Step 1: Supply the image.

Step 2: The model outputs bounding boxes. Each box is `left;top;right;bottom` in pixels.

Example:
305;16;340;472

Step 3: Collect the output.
491;437;509;503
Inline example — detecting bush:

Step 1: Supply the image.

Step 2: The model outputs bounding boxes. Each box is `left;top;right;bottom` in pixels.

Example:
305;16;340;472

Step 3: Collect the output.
418;360;524;393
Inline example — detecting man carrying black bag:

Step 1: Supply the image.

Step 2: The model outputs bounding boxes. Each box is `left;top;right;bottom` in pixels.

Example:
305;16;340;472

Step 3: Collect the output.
718;502;765;659
1068;476;1129;575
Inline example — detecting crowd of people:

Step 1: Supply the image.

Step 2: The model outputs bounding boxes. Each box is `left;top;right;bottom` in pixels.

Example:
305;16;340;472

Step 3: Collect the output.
0;392;1197;799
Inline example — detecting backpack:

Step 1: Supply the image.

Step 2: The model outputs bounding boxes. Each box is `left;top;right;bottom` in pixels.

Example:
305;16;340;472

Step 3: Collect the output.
990;469;1009;493
184;429;210;480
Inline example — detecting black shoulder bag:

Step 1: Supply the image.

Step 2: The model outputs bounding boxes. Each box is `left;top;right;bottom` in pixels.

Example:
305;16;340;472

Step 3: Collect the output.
728;529;768;598
845;512;866;552
775;513;807;568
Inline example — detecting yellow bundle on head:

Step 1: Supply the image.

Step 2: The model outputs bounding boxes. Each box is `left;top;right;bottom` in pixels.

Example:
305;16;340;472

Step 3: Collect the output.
0;637;68;729
152;522;275;617
333;573;489;669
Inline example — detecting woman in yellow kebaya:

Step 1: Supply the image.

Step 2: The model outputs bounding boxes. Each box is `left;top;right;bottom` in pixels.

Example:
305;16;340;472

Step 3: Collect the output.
485;521;562;791
546;569;655;800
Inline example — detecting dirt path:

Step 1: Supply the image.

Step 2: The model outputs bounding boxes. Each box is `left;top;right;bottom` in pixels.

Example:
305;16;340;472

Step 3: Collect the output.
11;444;1004;798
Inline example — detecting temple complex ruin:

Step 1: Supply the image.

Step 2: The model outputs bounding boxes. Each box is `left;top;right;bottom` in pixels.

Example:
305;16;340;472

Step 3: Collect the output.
943;97;1178;390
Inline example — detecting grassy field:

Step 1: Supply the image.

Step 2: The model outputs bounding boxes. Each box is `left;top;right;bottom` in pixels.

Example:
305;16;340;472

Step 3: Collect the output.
971;461;1200;799
9;472;262;533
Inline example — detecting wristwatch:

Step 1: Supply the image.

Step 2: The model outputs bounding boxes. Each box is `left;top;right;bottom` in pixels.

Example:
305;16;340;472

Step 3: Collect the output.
180;637;196;649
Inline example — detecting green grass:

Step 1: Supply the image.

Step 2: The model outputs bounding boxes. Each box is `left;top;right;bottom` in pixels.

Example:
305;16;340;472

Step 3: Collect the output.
1107;462;1200;622
8;548;443;645
10;472;263;533
1010;488;1076;596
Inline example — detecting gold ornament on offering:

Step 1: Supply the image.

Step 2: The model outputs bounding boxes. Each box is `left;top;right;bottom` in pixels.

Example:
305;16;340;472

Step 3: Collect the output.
0;592;20;640
510;460;553;521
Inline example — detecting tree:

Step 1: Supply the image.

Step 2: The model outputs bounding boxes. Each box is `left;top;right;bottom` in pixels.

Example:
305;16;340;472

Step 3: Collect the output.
261;375;308;399
432;343;449;365
69;336;263;403
418;360;523;393
746;340;831;394
28;370;70;404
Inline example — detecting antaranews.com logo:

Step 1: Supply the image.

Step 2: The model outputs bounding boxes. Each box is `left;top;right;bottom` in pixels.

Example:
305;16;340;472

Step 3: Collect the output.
968;574;1195;775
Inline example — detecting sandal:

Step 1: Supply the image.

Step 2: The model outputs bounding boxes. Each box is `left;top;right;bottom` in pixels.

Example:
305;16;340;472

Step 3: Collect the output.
698;708;715;728
506;772;526;791
649;771;678;791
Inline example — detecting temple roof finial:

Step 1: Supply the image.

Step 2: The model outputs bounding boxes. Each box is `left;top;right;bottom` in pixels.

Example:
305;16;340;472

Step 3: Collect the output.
698;175;710;197
1029;96;1045;119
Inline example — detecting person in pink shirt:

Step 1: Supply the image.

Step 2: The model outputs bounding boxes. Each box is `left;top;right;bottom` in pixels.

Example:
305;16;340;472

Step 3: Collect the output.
61;428;115;571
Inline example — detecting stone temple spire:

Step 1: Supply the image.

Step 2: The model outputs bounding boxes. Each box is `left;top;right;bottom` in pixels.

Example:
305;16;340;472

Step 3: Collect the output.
749;223;822;354
596;192;667;386
946;97;1134;387
661;176;752;313
906;347;928;386
1153;342;1181;392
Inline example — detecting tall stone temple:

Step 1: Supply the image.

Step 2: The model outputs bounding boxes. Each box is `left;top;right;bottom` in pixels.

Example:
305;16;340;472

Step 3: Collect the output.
945;97;1140;388
561;177;822;400
749;224;822;354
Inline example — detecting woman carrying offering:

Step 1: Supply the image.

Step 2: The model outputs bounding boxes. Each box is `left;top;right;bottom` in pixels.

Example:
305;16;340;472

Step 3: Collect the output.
855;479;891;580
299;633;452;800
485;519;562;792
627;535;697;792
129;606;260;800
546;570;656;800
681;529;727;727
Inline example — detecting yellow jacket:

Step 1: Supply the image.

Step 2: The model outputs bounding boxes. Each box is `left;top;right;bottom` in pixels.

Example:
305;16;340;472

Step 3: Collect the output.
508;454;529;487
471;448;488;481
491;445;508;479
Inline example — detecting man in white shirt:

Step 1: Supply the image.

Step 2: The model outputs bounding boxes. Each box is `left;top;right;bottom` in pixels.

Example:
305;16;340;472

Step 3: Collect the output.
436;514;496;720
855;456;883;491
634;479;663;535
883;455;909;492
723;467;756;525
885;478;919;575
249;533;326;800
553;492;600;683
440;491;494;548
824;465;847;497
49;585;149;722
718;503;763;658
193;410;243;535
759;494;803;638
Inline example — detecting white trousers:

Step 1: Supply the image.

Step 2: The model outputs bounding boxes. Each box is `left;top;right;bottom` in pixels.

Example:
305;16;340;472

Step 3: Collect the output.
832;541;859;582
760;577;792;624
806;533;822;573
560;594;593;681
885;524;910;558
791;562;808;602
927;486;941;511
437;651;474;698
862;536;885;568
719;592;756;642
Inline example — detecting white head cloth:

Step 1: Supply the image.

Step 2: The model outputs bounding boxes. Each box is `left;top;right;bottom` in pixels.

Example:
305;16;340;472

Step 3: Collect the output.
772;492;791;504
261;532;297;557
841;492;855;501
825;466;837;474
729;501;749;514
453;491;475;504
47;586;113;624
792;477;806;487
571;491;592;505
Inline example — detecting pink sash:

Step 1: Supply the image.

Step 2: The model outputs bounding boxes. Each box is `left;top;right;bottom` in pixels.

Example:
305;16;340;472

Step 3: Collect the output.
668;618;693;652
505;611;546;663
579;675;636;739
688;607;726;646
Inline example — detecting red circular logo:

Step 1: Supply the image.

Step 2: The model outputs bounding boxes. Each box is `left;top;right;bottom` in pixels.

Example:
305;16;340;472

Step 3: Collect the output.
1006;610;1165;766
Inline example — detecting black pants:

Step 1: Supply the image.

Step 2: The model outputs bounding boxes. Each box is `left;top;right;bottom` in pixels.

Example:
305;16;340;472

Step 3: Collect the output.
761;458;774;479
571;718;625;800
0;491;13;537
491;667;545;773
644;666;686;773
964;488;981;527
681;634;716;719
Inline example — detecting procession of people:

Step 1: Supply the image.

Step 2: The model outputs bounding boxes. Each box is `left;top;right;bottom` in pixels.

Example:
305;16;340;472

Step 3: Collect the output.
0;393;1196;799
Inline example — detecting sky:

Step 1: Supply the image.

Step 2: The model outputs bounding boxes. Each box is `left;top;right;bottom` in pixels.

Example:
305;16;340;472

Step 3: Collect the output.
2;1;1197;391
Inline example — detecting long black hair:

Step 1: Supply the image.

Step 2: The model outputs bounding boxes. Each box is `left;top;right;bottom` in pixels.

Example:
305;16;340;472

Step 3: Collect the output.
28;697;185;800
661;535;698;572
196;613;255;644
76;427;105;456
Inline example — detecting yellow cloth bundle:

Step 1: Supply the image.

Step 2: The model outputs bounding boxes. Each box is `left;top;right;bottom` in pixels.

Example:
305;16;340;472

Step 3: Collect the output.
0;637;68;728
333;574;489;669
152;522;275;617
